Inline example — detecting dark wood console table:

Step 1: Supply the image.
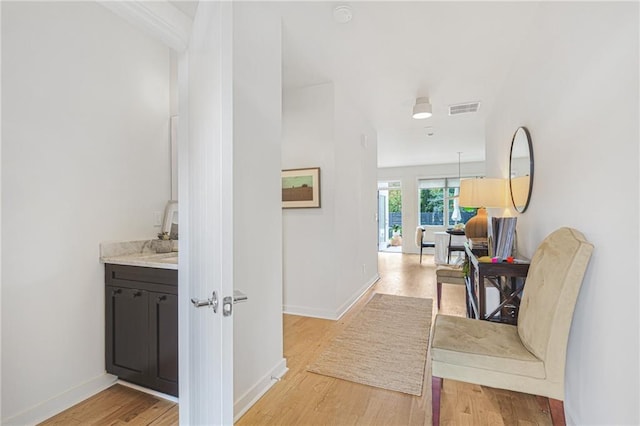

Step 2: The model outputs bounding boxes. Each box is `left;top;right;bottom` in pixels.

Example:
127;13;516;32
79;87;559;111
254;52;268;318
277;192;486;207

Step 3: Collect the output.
464;244;530;325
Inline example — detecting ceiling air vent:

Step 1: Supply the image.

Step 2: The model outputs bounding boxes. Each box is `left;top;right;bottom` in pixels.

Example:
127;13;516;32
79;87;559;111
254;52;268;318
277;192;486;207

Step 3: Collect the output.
449;101;481;116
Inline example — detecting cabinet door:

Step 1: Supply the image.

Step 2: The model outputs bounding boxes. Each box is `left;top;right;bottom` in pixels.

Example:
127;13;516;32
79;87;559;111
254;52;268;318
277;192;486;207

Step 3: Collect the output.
106;286;149;385
150;292;178;396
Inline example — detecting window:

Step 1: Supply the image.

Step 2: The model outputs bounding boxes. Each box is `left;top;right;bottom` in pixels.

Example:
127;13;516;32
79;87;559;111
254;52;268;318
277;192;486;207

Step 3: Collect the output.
419;179;445;226
418;178;477;227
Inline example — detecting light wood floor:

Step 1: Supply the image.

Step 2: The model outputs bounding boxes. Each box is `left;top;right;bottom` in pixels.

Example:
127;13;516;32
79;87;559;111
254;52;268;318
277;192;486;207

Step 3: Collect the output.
41;253;552;425
39;384;178;425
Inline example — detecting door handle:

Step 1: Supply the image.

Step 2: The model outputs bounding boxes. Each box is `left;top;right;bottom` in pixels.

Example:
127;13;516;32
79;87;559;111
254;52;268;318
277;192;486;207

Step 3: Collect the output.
191;291;218;313
221;291;248;318
233;290;248;304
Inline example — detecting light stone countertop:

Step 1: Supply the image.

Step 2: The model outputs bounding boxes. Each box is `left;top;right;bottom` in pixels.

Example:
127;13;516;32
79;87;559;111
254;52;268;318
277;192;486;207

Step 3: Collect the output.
100;240;178;270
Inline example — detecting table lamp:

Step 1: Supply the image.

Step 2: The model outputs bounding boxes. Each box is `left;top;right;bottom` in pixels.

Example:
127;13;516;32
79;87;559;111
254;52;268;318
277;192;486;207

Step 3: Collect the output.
459;178;507;239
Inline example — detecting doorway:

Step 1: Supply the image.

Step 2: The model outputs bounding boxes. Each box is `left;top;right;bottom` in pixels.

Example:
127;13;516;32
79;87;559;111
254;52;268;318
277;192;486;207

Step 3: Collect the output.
377;181;402;252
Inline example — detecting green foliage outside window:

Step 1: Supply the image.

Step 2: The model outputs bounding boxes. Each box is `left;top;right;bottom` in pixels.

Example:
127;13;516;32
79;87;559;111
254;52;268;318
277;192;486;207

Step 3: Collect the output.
388;189;402;213
419;183;477;227
420;188;444;213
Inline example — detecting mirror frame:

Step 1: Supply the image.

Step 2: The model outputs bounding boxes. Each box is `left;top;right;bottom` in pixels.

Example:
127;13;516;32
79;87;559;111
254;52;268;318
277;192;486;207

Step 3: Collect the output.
509;126;534;213
162;200;178;239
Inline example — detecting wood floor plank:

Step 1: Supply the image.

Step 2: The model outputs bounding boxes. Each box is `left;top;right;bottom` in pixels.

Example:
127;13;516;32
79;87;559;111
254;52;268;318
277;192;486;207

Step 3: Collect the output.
40;253;552;426
87;393;158;425
147;405;179;426
133;399;176;422
38;384;176;426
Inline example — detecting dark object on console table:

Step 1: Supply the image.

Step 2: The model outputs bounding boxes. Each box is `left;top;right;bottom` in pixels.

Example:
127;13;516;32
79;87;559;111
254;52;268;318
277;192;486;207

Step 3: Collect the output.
105;264;178;396
464;243;530;325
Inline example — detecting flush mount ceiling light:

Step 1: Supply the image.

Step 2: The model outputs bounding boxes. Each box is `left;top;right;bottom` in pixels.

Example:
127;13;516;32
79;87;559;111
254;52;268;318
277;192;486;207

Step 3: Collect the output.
333;5;353;24
412;97;432;119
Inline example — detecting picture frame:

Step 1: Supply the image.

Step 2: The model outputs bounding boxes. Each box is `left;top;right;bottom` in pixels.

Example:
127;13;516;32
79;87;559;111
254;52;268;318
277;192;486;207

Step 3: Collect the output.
282;167;321;209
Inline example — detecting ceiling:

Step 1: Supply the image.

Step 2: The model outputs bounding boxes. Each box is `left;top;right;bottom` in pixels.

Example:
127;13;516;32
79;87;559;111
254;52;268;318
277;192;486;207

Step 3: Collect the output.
277;1;543;168
171;1;544;168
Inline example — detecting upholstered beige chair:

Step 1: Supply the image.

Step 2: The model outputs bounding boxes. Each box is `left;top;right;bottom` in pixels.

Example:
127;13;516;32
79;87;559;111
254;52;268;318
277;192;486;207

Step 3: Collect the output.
435;265;466;310
431;227;593;425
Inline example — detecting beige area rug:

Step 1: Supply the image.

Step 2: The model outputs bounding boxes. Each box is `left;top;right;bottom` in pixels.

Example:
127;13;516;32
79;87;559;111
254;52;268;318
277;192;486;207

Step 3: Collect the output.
307;293;433;396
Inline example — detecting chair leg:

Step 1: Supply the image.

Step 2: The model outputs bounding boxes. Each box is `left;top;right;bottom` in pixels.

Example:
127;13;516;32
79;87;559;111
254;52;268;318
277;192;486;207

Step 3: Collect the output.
432;376;442;426
548;398;566;426
420;246;423;264
436;282;442;310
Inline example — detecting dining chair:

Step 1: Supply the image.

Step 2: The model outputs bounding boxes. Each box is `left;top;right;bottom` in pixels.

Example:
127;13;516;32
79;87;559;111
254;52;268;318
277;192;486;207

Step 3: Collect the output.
415;226;435;264
430;227;594;425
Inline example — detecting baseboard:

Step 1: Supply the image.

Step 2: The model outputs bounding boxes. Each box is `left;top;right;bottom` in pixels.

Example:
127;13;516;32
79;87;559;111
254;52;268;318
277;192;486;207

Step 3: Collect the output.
233;358;288;422
335;273;380;320
116;380;178;403
2;373;117;426
284;274;381;320
283;304;338;320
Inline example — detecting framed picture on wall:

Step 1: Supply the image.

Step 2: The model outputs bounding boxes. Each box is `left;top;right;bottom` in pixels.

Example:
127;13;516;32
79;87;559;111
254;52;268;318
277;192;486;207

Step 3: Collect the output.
282;167;321;209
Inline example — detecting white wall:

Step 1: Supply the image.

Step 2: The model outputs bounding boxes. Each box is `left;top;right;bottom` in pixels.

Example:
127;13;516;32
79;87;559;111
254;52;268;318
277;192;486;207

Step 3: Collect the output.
485;3;638;424
1;2;171;422
282;83;337;318
282;82;378;319
333;89;379;313
378;162;485;254
231;3;286;417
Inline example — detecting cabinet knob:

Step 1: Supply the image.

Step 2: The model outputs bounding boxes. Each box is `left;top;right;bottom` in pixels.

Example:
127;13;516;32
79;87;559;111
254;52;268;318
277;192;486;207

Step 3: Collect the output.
132;290;142;298
157;295;167;303
112;288;122;296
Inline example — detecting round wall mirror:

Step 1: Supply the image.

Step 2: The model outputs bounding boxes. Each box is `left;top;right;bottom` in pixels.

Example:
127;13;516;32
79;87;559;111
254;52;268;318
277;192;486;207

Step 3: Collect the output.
509;127;533;213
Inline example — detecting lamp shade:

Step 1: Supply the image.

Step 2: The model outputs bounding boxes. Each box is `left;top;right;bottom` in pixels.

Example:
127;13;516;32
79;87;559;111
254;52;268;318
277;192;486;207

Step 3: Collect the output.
412;97;432;119
459;178;507;208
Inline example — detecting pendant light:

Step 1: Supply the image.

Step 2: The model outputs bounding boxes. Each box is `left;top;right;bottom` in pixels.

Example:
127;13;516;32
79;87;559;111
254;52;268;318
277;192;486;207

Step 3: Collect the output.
412;97;432;119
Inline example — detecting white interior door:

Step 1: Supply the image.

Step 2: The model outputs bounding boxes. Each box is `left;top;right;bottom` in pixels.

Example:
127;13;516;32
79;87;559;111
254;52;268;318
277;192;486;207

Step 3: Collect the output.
95;1;234;423
178;2;234;424
378;192;388;249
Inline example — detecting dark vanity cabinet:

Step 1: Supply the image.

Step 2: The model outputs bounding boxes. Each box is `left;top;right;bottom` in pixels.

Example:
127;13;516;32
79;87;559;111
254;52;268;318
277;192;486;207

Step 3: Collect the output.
105;264;178;396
